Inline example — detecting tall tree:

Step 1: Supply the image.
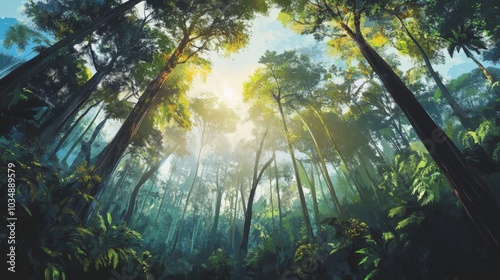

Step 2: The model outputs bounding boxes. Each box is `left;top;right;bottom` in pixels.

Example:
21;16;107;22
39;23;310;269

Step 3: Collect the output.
37;12;160;144
170;95;238;257
276;0;500;247
79;0;266;221
446;24;497;85
0;0;144;98
296;112;345;220
239;128;275;254
123;123;187;224
206;142;236;252
243;50;324;240
391;12;473;129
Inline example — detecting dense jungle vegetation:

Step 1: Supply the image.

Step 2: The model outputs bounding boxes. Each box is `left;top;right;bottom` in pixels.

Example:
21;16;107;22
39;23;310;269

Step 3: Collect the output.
1;0;500;279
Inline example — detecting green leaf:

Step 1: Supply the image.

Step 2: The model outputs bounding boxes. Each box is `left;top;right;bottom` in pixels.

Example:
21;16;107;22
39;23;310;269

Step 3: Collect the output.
355;248;369;255
83;259;90;272
433;89;442;102
388;206;405;218
382;231;394;241
416;159;426;170
396;213;425;230
108;248;119;269
364;269;378;280
107;212;112;225
42;246;62;257
19;201;33;217
52;269;60;280
380;127;394;139
359;256;369;265
44;268;50;280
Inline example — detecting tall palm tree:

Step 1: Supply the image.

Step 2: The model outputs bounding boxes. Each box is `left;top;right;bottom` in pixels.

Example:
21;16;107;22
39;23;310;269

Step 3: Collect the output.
446;24;496;84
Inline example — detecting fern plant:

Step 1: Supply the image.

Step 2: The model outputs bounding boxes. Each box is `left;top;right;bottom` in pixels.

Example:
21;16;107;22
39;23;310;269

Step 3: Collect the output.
0;141;152;279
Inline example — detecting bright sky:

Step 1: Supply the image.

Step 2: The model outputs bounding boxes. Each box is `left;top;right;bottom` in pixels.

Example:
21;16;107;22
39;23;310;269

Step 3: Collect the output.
3;0;494;168
3;0;490;82
4;1;488;110
187;8;320;142
0;1;26;20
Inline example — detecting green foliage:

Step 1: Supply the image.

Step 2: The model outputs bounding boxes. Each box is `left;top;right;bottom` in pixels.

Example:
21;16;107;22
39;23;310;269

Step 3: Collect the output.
244;238;280;279
292;242;329;279
445;23;487;58
460;120;500;147
355;246;380;280
395;212;425;230
2;23;51;52
379;149;447;207
243;50;325;109
0;141;151;279
411;157;444;206
207;248;231;270
0;87;49;135
323;217;370;241
4;1;500;279
388;206;406;218
75;59;92;86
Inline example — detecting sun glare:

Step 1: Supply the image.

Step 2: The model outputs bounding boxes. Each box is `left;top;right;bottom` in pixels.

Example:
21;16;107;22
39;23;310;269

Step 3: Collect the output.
223;87;236;101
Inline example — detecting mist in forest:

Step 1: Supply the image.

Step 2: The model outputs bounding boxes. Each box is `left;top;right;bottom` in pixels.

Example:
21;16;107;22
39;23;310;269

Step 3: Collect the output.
1;0;500;279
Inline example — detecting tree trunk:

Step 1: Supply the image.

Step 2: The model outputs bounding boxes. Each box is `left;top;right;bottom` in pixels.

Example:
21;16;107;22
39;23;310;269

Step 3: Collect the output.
166;189;184;245
330;163;355;203
69;115;109;171
311;104;378;204
48;100;102;160
240;128;275;254
465;49;497;84
140;174;158;215
277;102;314;240
273;150;284;232
0;0;142;98
239;176;247;215
123;149;176;224
155;166;176;224
191;213;200;253
77;36;190;222
268;169;276;232
170;144;203;257
85;115;109;161
298;160;322;237
210;166;224;251
231;188;239;251
63;104;103;164
316;162;334;211
341;21;500;247
395;15;473;130
390;121;410;148
297;113;345;220
101;159;132;215
212;189;223;247
38;56;117;144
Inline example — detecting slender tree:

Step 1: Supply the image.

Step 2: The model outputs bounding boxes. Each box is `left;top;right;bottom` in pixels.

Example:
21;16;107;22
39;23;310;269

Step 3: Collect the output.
123;145;177;224
296;112;345;220
446;24;497;85
298;160;322;236
240;128;275;254
170;95;238;257
243;50;324;240
393;14;472;129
